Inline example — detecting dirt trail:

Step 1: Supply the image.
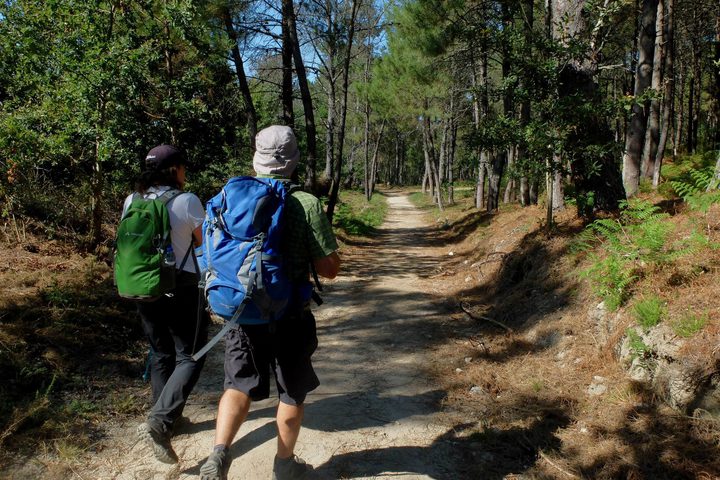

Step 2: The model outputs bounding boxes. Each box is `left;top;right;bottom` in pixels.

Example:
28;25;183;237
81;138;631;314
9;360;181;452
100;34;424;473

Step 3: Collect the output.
89;191;461;479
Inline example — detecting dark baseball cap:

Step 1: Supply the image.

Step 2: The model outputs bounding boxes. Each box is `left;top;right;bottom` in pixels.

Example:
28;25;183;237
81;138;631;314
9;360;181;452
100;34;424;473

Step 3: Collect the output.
144;144;185;170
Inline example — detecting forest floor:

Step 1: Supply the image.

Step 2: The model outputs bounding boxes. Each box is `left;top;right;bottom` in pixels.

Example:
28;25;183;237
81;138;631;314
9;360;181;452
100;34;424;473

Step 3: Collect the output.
1;188;719;479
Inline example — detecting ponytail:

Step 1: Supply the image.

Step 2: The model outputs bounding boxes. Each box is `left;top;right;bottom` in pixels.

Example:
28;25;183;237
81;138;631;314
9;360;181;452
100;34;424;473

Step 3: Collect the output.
136;165;182;194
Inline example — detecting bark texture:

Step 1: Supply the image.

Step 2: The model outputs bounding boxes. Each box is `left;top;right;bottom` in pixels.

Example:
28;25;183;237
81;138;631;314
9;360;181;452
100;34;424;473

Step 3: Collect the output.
623;0;658;196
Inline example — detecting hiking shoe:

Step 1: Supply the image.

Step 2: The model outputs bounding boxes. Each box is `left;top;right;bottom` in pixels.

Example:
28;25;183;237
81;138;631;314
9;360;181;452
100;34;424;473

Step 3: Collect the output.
200;449;231;480
137;421;178;464
272;455;317;480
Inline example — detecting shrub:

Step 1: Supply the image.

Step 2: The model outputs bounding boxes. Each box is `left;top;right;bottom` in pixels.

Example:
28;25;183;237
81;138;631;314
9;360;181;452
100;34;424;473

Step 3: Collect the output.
672;312;708;338
632;295;665;331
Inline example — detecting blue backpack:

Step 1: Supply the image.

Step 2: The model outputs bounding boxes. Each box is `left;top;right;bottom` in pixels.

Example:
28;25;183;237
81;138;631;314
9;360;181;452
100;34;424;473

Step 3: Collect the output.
192;176;307;360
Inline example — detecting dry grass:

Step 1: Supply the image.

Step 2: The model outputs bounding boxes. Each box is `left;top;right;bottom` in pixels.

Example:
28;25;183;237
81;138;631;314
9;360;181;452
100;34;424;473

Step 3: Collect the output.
411;188;720;478
0;230;145;473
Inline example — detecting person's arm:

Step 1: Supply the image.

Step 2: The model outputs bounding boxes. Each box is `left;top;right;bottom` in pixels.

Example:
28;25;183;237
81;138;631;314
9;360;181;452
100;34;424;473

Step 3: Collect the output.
313;251;340;279
192;225;203;247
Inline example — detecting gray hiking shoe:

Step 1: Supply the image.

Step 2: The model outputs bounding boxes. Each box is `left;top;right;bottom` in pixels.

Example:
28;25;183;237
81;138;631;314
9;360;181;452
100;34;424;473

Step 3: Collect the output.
200;449;230;480
137;421;178;464
272;455;317;480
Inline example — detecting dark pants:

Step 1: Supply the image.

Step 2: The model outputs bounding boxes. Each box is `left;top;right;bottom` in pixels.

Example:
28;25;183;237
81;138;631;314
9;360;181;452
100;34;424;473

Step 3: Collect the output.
136;271;208;433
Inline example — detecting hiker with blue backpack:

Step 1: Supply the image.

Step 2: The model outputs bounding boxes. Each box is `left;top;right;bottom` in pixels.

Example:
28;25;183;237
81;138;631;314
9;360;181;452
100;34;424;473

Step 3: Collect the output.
198;125;340;480
114;144;209;464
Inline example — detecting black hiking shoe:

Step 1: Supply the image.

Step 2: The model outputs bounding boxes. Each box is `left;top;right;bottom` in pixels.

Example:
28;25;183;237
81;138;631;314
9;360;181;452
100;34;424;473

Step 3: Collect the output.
200;449;231;480
272;455;317;480
137;421;178;464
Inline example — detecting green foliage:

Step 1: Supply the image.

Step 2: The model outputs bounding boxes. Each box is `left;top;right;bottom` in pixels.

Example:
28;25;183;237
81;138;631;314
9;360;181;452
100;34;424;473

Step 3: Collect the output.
633;295;665;331
670;166;720;213
0;0;245;240
575;200;674;309
672;312;708;338
626;328;649;360
333;190;388;236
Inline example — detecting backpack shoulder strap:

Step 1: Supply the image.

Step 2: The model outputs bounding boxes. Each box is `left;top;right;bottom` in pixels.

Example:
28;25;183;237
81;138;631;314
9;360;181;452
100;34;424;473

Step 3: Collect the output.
156;188;183;205
284;182;302;196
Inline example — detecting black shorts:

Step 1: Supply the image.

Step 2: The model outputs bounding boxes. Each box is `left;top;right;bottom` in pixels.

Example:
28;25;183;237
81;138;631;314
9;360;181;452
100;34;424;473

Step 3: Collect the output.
224;309;319;406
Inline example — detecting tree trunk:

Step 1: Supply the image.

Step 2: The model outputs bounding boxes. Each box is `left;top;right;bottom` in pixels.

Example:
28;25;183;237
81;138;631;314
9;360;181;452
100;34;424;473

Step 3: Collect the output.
687;70;695;154
326;0;360;222
423;113;443;210
363;99;371;200
520;177;529;205
286;1;318;189
324;84;336;180
503;146;517;203
447;121;456;205
91;96;106;247
471;45;489;210
641;0;664;179
368;119;386;198
714;15;720;150
529;179;539;204
281;0;294;127
552;154;564;210
476;154;487;210
653;0;674;188
675;65;684;157
710;149;720;191
622;0;658;197
163;18;176;143
487;151;505;212
691;48;701;152
554;0;625;213
518;0;533;207
223;9;258;149
391;132;400;187
497;1;513;209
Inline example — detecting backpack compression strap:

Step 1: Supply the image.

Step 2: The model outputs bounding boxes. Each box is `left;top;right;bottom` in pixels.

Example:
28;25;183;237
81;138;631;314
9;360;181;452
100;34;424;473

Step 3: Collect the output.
191;235;264;361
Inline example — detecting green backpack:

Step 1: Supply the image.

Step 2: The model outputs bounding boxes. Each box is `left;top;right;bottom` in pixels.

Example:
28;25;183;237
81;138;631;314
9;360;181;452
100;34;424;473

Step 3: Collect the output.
114;189;181;301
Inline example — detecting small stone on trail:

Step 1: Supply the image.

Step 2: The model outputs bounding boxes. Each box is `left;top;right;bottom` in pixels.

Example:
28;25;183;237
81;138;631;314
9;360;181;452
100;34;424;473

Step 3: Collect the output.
464;276;473;282
464;357;473;364
470;386;484;395
448;251;454;256
587;376;607;396
455;368;463;373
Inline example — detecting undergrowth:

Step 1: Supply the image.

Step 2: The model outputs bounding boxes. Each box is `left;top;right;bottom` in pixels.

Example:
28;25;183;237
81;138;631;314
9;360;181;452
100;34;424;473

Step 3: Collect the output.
672;312;708;338
0;255;143;463
333;190;388;236
575;159;720;311
573;200;675;310
633;295;665;331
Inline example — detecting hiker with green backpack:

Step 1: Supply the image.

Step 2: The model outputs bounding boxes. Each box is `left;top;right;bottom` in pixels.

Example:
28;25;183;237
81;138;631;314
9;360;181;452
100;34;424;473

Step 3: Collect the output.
198;126;341;480
114;144;209;464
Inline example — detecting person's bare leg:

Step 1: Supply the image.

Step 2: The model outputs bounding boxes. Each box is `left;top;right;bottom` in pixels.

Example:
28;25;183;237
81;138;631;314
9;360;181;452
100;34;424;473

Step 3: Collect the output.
214;389;251;447
276;402;304;458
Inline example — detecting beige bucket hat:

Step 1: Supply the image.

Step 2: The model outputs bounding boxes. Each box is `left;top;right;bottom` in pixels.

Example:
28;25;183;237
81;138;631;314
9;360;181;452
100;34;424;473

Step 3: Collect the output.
252;125;300;177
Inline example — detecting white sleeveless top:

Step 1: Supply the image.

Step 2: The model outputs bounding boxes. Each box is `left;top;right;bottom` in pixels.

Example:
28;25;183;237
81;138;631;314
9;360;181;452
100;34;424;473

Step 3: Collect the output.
122;186;204;273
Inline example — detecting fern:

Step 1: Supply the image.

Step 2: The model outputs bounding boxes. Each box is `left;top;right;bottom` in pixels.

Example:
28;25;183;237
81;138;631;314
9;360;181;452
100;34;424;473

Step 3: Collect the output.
671;167;720;213
578;200;673;310
633;295;665;331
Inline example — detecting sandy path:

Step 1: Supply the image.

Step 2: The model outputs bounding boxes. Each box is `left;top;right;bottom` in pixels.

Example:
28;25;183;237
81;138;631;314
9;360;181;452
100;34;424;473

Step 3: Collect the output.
90;191;459;479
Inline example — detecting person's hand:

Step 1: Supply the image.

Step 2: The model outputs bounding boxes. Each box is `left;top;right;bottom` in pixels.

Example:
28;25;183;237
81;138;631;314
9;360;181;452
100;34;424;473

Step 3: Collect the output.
313;252;340;279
